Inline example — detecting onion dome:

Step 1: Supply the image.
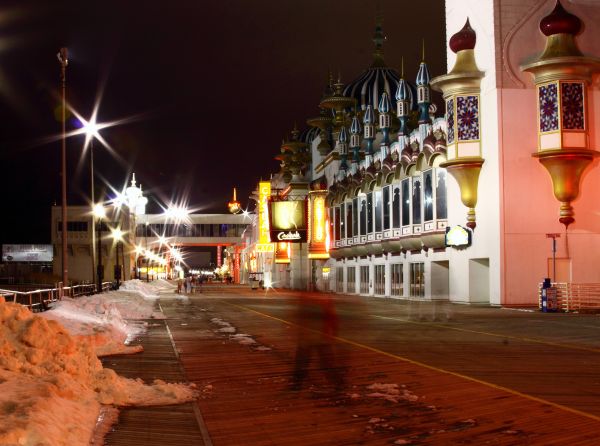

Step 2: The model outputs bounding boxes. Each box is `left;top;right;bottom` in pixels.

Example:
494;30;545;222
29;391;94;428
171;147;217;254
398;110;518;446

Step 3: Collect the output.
378;91;391;113
416;61;431;86
395;78;412;102
449;19;476;53
363;105;375;125
299;126;321;145
350;115;362;135
540;0;581;37
343;21;417;112
338;126;348;144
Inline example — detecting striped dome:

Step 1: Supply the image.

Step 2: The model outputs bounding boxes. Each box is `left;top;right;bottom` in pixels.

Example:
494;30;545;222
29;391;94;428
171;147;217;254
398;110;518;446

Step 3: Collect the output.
343;65;418;113
299;126;321;144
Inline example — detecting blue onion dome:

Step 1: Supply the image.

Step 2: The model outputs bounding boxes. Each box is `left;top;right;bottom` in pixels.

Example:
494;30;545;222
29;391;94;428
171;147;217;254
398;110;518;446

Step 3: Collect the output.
395;77;412;102
378;91;391;113
343;22;417;112
339;126;348;143
299;126;321;144
416;61;431;86
363;105;375;125
350;115;362;134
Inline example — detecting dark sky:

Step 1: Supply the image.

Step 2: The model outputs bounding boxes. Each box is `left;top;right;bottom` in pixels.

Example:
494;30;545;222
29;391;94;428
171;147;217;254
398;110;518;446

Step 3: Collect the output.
0;0;445;244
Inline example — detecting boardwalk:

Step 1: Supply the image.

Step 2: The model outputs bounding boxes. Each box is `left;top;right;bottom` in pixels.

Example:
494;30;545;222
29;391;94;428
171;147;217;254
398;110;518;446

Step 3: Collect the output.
105;285;600;445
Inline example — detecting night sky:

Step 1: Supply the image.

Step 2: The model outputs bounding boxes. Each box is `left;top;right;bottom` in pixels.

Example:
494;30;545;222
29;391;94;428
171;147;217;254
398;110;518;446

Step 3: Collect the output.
0;0;445;245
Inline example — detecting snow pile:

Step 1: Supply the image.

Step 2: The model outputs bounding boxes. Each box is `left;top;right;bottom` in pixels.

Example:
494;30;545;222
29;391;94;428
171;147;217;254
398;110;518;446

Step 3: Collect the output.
41;296;146;357
0;300;197;446
118;280;161;298
210;317;271;350
366;383;419;403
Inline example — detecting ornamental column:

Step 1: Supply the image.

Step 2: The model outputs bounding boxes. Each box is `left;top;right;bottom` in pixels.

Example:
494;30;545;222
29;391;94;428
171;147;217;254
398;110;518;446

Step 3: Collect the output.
431;19;485;230
520;0;600;228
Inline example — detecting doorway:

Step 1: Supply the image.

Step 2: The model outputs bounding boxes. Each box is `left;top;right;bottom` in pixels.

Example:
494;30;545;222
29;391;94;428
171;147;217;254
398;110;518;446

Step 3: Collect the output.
469;258;490;304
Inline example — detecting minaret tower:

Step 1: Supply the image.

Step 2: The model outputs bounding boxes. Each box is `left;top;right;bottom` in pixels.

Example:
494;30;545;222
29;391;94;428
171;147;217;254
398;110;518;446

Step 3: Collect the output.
416;41;432;127
349;115;362;174
363;105;375;165
378;91;391;158
396;57;411;141
337;126;349;180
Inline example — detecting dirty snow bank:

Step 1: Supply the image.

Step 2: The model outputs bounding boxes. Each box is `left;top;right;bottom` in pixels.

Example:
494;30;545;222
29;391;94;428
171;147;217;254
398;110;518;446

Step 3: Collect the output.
0;298;197;446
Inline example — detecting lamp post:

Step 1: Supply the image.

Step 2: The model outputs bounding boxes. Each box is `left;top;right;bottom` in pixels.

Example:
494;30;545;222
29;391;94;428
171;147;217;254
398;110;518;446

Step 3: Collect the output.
93;204;106;293
82;118;102;285
57;47;69;287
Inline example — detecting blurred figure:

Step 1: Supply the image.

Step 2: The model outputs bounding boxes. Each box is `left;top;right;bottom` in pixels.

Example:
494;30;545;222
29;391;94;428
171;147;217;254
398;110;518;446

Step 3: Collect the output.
291;294;345;392
177;277;183;294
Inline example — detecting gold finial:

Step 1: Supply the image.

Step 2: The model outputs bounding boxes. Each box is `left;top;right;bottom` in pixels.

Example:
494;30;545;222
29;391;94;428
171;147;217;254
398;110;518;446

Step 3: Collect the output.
401;56;404;78
422;39;426;62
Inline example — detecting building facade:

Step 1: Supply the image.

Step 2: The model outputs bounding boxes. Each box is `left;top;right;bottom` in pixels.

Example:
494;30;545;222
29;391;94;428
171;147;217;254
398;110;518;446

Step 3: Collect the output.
244;0;600;306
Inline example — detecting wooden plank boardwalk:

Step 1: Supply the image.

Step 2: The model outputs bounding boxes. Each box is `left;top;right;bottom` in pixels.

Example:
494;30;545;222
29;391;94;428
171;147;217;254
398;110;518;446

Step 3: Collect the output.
101;319;209;446
103;288;600;445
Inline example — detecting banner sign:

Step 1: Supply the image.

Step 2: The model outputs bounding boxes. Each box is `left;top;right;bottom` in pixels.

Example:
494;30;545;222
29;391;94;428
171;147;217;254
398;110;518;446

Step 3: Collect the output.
2;244;53;262
256;181;274;252
308;191;330;259
269;200;307;243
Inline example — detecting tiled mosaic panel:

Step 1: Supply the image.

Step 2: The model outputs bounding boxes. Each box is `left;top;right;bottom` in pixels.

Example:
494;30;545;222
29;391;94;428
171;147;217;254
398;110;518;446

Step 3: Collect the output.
561;82;584;130
539;83;559;132
446;98;455;144
457;95;479;141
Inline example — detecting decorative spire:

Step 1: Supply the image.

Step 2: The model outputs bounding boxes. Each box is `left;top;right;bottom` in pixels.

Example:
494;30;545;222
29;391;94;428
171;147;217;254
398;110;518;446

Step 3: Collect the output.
416;61;431;86
540;0;581;37
371;8;386;68
449;19;476;53
337;126;349;172
378;91;391;146
363;105;375;156
350;115;362;165
130;172;137;187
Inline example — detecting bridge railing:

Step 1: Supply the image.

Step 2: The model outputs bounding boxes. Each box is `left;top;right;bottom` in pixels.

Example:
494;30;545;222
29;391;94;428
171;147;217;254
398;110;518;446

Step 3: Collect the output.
0;282;113;312
538;283;600;312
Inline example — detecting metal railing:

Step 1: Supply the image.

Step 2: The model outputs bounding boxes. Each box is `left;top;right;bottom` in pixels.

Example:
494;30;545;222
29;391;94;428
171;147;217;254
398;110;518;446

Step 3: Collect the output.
0;282;113;312
538;283;600;312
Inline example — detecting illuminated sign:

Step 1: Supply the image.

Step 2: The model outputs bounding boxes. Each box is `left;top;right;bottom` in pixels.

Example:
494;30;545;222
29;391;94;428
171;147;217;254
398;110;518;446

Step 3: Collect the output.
256;243;275;253
445;225;472;248
269;200;307;243
275;242;291;264
2;244;53;262
257;181;274;253
308;191;330;259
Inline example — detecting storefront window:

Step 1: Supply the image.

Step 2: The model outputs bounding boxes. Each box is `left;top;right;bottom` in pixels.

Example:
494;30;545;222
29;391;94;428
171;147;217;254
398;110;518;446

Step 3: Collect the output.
412;179;422;225
346;201;353;239
424;170;433;222
383;186;391;230
347;266;356;293
352;197;359;237
436;169;448;219
374;190;382;232
340;203;345;240
334;206;340;241
410;262;425;298
360;265;370;294
391;263;403;296
402;179;410;226
374;265;385;295
367;192;374;233
393;185;401;228
360;197;367;236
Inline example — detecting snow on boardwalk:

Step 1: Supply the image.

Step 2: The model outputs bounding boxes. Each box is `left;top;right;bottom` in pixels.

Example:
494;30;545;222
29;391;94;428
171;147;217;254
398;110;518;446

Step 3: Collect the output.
0;280;197;446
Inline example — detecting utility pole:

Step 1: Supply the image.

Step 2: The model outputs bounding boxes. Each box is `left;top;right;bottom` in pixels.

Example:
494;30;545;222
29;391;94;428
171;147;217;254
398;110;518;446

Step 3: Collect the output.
57;47;69;287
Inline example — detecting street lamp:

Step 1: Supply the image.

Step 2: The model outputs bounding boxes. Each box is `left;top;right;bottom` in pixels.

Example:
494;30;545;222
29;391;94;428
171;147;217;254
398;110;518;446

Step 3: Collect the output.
57;47;69;288
92;203;106;293
82;117;102;286
110;227;124;288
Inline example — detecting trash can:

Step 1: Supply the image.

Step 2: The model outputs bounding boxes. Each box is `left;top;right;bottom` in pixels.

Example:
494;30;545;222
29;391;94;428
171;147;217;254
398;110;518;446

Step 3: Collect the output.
540;277;556;313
